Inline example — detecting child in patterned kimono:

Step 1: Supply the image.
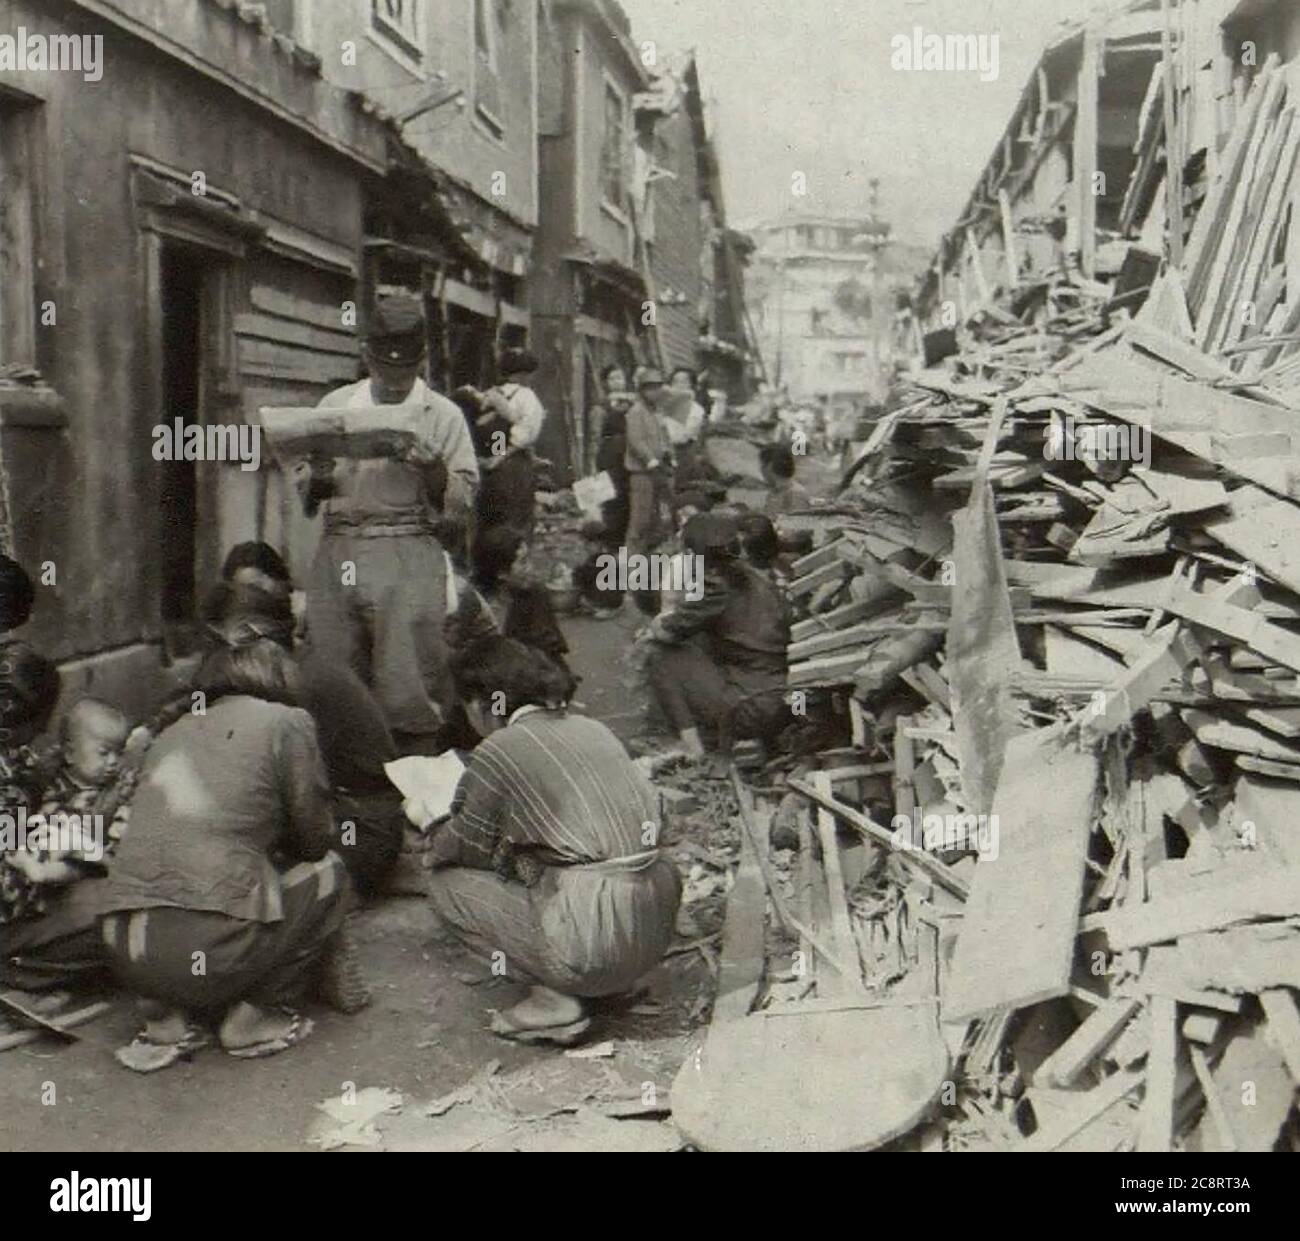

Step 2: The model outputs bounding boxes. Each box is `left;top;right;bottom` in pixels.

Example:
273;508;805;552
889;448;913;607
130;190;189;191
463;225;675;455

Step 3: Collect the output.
28;698;134;875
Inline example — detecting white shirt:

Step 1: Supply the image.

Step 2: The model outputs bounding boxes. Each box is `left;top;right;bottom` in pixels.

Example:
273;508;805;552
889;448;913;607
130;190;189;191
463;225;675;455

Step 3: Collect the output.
494;383;546;450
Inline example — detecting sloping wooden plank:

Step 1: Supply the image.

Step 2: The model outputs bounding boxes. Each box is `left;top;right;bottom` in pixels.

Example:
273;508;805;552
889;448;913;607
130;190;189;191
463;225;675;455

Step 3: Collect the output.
1161;582;1300;675
787;778;969;901
1139;923;1300;995
1018;1069;1143;1152
1035;996;1142;1088
947;402;1024;816
1259;989;1300;1085
1137;994;1178;1152
943;729;1100;1022
1061;350;1300;500
1105;868;1300;949
712;810;766;1024
1205;485;1300;597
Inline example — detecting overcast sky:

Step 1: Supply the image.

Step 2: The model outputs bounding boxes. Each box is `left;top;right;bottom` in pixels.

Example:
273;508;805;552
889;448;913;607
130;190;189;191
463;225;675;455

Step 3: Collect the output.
619;0;1088;247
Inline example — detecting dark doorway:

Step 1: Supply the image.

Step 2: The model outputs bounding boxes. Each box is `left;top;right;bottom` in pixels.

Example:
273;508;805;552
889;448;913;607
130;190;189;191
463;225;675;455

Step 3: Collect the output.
158;245;203;648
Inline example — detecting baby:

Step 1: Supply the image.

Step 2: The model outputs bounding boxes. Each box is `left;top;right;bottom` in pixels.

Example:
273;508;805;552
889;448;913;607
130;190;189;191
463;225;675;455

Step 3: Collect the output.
27;698;135;876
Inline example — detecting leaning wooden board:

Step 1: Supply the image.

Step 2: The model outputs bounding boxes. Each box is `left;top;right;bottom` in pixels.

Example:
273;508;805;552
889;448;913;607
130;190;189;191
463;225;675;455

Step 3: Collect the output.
943;728;1100;1023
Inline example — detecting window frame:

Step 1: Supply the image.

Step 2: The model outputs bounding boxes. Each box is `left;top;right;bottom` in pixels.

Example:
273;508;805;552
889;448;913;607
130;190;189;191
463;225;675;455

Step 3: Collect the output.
368;0;427;77
470;0;507;142
598;72;630;223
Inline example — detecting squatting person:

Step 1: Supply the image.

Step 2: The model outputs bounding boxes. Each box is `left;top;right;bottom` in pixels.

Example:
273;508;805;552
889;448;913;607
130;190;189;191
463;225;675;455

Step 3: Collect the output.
423;637;681;1046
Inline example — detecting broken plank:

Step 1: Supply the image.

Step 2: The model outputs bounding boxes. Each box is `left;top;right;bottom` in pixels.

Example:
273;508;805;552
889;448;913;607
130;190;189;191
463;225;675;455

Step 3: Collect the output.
1018;1069;1144;1152
1036;996;1142;1088
811;771;859;1000
1077;622;1197;743
943;729;1100;1023
1105;869;1300;950
1137;995;1178;1152
787;777;969;900
1259;988;1300;1085
1161;582;1300;675
1188;1045;1239;1152
712;803;767;1024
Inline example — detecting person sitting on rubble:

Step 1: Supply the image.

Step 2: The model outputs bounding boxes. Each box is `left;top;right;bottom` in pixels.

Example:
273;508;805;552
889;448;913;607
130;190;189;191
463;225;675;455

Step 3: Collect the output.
423;637;681;1047
101;631;366;1072
642;512;792;763
0;642;116;995
202;577;406;900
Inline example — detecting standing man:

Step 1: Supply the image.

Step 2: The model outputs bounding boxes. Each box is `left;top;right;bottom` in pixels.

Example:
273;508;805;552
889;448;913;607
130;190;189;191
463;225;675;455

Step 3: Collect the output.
474;347;546;541
623;367;673;557
297;292;478;755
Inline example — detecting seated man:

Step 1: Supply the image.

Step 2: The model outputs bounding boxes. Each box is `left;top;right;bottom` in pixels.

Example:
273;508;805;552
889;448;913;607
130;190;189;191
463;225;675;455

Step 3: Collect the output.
424;637;681;1046
644;512;792;760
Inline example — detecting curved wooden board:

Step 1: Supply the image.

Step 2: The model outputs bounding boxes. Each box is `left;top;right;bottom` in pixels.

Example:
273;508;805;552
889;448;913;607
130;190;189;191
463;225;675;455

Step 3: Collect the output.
669;1004;950;1152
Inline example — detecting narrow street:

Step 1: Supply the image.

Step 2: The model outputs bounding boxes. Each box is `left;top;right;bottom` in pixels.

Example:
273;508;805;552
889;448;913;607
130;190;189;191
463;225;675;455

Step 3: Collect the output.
2;433;828;1153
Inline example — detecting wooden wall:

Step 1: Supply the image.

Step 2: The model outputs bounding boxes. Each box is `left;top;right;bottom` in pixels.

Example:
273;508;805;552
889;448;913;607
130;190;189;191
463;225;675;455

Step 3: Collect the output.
0;0;366;711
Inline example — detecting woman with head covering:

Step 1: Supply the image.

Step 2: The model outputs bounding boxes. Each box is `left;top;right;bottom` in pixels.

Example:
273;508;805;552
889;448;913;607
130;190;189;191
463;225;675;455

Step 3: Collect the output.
204;571;405;899
424;637;680;1046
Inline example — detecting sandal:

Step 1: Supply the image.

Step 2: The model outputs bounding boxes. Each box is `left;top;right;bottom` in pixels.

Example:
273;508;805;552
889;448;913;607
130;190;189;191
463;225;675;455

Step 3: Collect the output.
488;1009;592;1047
114;1028;211;1074
224;1010;314;1059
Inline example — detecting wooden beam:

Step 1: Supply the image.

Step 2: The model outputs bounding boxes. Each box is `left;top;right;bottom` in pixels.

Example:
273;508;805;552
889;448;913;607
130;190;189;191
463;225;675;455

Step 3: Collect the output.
1137;995;1178;1152
1036;996;1142;1088
787;777;969;900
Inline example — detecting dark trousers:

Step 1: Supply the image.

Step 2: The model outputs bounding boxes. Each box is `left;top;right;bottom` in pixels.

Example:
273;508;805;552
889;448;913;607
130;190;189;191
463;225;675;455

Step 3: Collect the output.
647;642;788;748
333;789;406;899
478;452;536;539
0;878;112;991
101;855;351;1017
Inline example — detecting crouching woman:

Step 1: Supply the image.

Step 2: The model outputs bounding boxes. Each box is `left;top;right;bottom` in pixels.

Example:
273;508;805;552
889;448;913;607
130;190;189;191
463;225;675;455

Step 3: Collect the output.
100;634;364;1072
425;637;681;1045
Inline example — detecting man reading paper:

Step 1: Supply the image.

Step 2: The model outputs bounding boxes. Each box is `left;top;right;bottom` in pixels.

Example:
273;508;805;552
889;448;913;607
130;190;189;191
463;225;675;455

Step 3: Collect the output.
297;292;478;755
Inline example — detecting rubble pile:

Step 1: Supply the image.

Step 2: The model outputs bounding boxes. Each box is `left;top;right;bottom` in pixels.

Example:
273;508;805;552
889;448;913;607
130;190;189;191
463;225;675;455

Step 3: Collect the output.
678;58;1300;1151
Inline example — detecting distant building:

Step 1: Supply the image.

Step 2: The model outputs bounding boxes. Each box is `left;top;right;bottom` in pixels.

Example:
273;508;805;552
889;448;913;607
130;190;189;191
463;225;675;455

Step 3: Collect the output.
529;1;752;480
746;213;900;411
636;55;758;411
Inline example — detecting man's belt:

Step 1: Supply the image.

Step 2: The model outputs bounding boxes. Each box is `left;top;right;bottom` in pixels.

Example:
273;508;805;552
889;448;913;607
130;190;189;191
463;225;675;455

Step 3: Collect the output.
324;508;436;538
